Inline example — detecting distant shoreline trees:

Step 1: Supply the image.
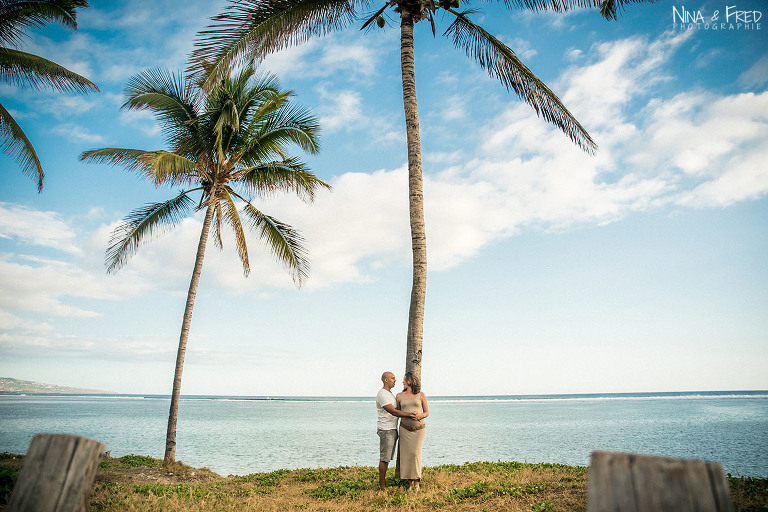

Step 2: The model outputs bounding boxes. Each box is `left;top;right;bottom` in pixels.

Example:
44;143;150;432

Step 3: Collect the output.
81;66;330;462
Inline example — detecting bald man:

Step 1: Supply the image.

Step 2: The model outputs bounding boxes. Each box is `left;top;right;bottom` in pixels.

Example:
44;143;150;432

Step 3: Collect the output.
376;371;414;490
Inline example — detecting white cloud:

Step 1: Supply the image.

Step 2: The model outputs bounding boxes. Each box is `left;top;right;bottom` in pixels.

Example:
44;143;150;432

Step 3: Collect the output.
317;89;365;131
739;54;768;88
0;255;103;317
441;94;468;121
50;123;106;143
2;32;766;318
559;31;691;129
262;33;389;81
0;203;81;254
0;329;176;361
119;109;161;137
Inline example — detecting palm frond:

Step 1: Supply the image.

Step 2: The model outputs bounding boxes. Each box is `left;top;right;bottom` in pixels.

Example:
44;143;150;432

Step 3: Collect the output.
79;147;147;171
189;0;365;89
0;0;89;48
0;47;98;92
360;1;391;30
444;10;596;153
213;98;241;140
0;100;43;190
484;0;653;19
106;191;197;274
240;201;310;286
251;103;321;155
211;198;224;250
598;0;655;20
123;68;199;127
80;148;197;187
122;68;205;156
238;157;331;201
220;187;251;275
137;150;200;186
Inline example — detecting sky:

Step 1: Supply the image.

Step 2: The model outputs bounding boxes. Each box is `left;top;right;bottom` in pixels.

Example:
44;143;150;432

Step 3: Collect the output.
0;0;766;397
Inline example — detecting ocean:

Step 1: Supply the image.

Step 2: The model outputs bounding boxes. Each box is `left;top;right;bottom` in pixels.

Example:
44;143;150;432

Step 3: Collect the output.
1;391;766;477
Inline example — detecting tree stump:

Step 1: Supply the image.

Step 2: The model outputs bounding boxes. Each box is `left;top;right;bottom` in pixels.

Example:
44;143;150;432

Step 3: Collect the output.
588;450;733;512
7;434;106;512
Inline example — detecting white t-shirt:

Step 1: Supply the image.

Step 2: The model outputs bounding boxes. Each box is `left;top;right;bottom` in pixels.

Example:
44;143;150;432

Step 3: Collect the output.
376;388;398;431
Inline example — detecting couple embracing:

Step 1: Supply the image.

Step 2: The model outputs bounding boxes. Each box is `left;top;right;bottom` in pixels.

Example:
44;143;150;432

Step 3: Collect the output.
376;371;429;491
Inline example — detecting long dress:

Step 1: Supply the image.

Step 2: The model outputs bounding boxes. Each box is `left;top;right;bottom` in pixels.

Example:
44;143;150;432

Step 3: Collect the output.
398;394;426;480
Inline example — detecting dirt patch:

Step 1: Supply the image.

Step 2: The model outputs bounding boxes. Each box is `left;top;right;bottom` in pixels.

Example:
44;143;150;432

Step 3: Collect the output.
95;455;222;486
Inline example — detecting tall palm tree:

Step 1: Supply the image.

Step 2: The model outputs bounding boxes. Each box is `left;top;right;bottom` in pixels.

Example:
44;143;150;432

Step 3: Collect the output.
81;66;330;462
189;0;644;382
1;0;98;191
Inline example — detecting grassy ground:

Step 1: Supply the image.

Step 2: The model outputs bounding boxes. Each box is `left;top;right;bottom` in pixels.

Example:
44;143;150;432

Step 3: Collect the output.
1;453;767;511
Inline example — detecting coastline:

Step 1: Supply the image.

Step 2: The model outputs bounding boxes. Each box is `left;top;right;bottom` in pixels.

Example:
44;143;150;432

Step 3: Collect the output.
2;391;767;477
2;389;767;400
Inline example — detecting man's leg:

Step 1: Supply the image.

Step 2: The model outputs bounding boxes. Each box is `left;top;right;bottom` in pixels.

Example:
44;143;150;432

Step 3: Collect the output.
378;429;397;490
378;461;388;490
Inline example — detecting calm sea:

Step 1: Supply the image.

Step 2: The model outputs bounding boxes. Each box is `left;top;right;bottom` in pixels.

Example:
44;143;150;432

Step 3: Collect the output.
1;391;766;477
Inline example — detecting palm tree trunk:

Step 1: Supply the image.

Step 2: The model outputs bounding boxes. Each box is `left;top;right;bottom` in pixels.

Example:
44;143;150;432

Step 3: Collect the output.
400;13;426;382
164;195;217;463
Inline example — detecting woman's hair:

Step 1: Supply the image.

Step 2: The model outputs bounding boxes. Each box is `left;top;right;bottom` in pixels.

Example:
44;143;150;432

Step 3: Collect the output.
404;372;420;394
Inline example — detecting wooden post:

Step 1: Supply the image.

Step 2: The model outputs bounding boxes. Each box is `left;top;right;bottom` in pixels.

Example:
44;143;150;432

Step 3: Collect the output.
8;434;105;512
588;450;733;512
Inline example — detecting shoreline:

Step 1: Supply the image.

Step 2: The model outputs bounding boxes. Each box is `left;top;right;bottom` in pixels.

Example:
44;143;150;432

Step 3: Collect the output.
3;389;767;401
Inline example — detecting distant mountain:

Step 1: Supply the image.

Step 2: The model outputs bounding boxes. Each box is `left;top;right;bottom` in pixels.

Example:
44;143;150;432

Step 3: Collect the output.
0;377;114;394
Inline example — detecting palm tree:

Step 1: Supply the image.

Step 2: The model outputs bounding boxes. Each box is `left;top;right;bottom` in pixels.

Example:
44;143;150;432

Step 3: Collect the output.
188;0;644;382
80;66;330;462
1;0;98;191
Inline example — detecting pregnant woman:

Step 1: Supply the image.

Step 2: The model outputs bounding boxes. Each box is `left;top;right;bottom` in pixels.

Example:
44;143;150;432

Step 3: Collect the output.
397;372;429;491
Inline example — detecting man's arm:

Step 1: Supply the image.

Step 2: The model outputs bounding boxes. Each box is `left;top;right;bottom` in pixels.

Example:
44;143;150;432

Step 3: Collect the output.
382;403;417;418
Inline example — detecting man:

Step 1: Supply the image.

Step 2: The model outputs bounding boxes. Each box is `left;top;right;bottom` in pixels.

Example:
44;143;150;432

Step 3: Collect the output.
376;371;414;490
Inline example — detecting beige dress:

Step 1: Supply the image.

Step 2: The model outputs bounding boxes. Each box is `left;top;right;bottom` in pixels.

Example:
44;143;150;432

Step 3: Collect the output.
398;394;426;479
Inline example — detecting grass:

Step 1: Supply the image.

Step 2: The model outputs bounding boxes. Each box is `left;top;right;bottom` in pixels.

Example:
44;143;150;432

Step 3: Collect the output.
0;453;766;512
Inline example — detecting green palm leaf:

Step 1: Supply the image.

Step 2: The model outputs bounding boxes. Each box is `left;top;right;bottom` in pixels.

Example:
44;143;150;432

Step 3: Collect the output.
123;68;197;117
137;151;199;186
1;0;94;190
254;104;321;155
0;0;89;47
0;100;43;190
189;0;364;89
79;148;197;187
80;147;151;173
241;201;310;286
106;191;197;274
239;157;331;201
483;0;649;19
220;187;251;275
0;47;97;92
444;9;596;153
211;198;225;249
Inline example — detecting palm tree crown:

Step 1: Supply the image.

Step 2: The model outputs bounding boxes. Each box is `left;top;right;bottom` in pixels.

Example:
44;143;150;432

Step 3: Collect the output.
82;66;328;281
81;66;330;462
1;0;98;191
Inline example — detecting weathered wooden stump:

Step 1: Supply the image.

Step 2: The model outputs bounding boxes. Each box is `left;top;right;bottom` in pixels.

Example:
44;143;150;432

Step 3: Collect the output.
7;434;106;512
588;450;733;512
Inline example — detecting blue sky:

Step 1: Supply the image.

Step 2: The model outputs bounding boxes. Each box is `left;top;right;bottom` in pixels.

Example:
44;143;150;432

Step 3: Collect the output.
1;0;766;396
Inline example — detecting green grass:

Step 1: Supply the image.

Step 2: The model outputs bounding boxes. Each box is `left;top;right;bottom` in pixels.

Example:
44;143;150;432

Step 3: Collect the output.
1;455;766;512
99;454;162;470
